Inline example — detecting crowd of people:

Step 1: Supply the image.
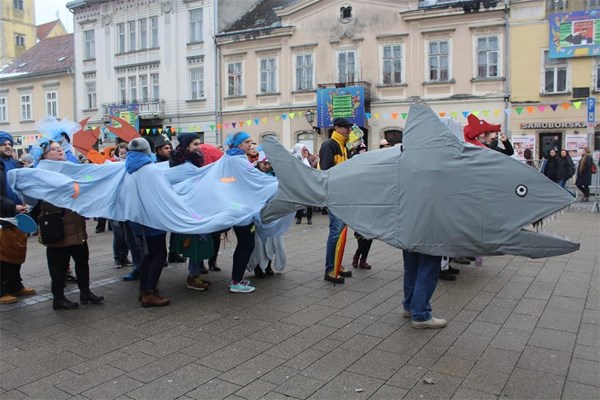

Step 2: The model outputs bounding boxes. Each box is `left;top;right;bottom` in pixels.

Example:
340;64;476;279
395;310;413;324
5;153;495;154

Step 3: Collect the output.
0;112;597;331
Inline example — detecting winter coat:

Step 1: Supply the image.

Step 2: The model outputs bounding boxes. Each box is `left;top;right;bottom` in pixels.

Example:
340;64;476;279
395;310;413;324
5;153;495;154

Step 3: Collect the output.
575;154;594;186
557;155;575;181
37;201;88;248
543;155;559;182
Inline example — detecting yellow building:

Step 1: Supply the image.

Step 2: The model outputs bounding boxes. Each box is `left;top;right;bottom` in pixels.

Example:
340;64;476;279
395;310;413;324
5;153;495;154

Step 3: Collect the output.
509;0;599;160
0;0;37;66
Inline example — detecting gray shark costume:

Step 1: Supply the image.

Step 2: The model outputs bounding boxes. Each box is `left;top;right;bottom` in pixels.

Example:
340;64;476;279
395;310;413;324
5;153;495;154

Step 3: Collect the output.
260;102;579;259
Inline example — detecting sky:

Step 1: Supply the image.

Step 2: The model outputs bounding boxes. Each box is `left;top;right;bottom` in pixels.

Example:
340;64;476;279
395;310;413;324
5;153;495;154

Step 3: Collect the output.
34;0;74;33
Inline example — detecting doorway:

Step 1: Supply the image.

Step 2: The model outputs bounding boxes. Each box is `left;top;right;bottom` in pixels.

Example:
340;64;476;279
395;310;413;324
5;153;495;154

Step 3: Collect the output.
539;132;562;159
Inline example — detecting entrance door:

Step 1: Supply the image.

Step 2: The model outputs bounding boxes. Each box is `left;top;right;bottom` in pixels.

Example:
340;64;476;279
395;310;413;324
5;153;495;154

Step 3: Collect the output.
539;132;562;159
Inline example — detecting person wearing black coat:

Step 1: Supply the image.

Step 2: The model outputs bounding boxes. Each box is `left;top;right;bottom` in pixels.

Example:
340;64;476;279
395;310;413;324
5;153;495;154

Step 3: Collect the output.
543;149;560;183
557;149;576;197
576;146;595;202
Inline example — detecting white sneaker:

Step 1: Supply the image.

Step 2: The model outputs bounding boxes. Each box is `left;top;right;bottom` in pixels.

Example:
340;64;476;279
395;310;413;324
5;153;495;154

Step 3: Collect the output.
411;317;447;329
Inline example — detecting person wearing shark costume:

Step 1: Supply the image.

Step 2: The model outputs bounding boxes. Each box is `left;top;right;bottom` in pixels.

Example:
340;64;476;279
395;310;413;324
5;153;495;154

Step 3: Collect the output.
259;101;580;260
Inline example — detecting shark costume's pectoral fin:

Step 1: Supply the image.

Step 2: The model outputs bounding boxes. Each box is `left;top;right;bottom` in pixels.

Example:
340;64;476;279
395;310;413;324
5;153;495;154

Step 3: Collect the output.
260;136;328;223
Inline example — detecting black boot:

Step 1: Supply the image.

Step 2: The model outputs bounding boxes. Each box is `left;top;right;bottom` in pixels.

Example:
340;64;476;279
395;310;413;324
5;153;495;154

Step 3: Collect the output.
80;290;104;305
296;217;301;224
53;298;79;310
208;262;221;271
265;261;274;276
168;252;186;263
254;265;265;278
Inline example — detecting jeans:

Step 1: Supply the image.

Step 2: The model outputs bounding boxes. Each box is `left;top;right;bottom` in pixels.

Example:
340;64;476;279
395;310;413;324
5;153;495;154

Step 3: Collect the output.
402;251;441;322
188;261;207;277
325;211;346;273
559;179;576;197
123;222;142;272
110;220;130;262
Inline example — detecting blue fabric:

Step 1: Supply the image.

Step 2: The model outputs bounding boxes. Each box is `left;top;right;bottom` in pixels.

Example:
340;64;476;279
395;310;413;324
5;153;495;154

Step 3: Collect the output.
0;132;13;146
324;211;345;273
8;154;293;236
402;251;441;322
225;131;250;148
1;157;22;204
125;151;153;174
226;148;245;156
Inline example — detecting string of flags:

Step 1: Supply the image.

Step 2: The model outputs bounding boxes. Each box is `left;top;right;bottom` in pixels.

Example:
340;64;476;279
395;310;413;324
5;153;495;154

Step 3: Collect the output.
135;100;588;135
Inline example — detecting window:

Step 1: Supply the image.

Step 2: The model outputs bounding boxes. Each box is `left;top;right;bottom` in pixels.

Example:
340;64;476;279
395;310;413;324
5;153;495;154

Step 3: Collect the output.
189;9;203;43
129;76;137;101
118;78;126;102
140;75;148;101
150;16;159;48
128;21;136;52
295;53;314;91
543;50;567;93
13;0;24;10
260;58;277;94
117;23;126;53
227;62;243;96
20;94;32;120
477;36;499;78
190;68;204;99
84;30;95;60
15;34;25;47
382;44;403;84
46;92;58;117
86;82;97;109
340;6;352;21
428;40;449;81
151;73;159;99
0;98;7;122
337;49;357;83
139;19;148;50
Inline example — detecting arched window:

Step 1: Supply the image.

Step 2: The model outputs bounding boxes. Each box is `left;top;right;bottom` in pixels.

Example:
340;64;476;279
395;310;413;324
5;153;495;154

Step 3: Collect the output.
339;5;353;22
296;131;316;154
384;129;403;145
260;131;278;144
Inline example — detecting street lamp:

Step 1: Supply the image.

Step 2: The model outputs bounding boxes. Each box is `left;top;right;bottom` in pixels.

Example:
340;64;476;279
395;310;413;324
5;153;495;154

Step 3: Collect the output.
304;109;315;125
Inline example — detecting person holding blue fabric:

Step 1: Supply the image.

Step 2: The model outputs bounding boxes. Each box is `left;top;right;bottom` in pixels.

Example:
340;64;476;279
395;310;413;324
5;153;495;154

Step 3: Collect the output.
225;131;256;293
125;138;170;307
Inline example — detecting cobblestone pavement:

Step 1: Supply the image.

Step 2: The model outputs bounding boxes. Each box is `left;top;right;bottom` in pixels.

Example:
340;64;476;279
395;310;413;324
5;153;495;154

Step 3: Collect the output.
1;206;598;400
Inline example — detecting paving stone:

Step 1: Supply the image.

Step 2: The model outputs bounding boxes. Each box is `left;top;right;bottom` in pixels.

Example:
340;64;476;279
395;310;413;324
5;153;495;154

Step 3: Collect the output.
260;366;300;385
300;347;363;381
577;323;600;347
27;386;71;400
358;321;398;339
80;375;143;399
347;349;409;380
573;344;600;362
452;310;480;324
219;354;286;386
461;367;509;395
503;312;539;332
369;384;408;400
517;345;572;376
523;282;554;300
431;356;475;377
462;321;501;337
489;327;531;352
581;309;599;325
567;358;600;387
562;381;600;400
546;296;586;313
502;367;565;400
403;371;463;400
451;388;499;400
386;364;428;390
126;353;196;383
537;308;582;333
272;374;326;399
282;349;325;371
474;347;521;374
54;365;124;395
307;371;385;400
185;378;241;400
233;378;277;400
529;327;577;352
17;369;79;396
513;298;547;316
108;351;157;372
197;338;273;372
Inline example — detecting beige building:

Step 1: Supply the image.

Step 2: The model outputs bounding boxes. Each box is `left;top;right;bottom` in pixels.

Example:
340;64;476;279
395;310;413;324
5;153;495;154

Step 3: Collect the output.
509;0;599;160
0;0;37;66
216;0;508;153
0;34;75;157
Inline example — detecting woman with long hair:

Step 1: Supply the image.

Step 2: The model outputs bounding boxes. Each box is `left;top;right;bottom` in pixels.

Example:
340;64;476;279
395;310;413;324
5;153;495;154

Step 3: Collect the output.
576;146;595;202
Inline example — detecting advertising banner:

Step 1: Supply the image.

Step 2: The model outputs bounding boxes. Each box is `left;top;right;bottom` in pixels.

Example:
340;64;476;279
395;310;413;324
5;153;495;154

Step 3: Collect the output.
108;104;140;138
317;86;366;128
549;11;600;58
565;134;589;161
512;135;536;160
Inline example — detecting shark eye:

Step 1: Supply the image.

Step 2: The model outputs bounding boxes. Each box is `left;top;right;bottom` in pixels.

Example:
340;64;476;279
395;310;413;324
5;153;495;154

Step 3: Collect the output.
515;184;528;197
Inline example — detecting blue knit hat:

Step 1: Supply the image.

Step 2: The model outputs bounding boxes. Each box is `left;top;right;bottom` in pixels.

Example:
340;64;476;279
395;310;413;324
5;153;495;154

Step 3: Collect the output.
0;131;14;146
225;131;251;148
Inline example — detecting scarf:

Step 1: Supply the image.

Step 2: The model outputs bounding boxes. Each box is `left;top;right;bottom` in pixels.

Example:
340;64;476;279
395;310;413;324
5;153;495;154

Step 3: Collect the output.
331;131;349;162
125;151;153;174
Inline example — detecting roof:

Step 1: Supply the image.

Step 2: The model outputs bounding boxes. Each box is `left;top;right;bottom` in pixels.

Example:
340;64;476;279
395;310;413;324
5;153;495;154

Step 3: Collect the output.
222;0;300;33
0;34;74;79
37;20;60;40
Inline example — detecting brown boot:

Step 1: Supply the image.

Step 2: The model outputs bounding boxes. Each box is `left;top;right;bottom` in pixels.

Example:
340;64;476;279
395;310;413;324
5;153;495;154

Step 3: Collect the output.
140;290;170;307
352;254;359;268
359;260;372;270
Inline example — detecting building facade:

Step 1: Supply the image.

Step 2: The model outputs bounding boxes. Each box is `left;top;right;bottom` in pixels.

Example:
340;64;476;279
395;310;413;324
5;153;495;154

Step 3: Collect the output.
0;0;37;66
0;34;75;157
215;0;508;153
66;0;259;146
509;0;600;161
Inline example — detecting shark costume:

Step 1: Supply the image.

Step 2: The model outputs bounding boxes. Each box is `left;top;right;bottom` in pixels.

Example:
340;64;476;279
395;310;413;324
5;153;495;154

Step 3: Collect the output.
260;102;579;259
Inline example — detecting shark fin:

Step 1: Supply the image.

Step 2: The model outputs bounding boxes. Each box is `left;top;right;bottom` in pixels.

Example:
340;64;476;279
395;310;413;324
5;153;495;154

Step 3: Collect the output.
403;101;462;150
260;136;327;223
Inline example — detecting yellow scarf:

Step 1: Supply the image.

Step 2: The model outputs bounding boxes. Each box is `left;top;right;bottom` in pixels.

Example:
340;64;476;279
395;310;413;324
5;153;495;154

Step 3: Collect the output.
331;131;348;163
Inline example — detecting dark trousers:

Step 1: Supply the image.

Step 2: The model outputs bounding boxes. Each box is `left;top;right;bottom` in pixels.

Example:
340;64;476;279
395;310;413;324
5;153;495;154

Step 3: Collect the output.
232;224;255;282
138;233;167;291
110;220;130;262
576;185;590;197
0;261;24;296
295;207;313;221
208;230;225;267
46;243;90;301
123;222;142;270
354;237;373;261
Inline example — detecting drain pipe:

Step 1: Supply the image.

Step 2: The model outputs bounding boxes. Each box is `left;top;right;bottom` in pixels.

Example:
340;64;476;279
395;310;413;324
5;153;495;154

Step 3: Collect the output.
504;0;511;137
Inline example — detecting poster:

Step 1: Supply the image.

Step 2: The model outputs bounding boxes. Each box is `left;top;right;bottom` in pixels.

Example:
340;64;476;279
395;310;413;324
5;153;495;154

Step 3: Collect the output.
512;135;536;160
549;11;600;58
317;86;366;128
565;134;589;162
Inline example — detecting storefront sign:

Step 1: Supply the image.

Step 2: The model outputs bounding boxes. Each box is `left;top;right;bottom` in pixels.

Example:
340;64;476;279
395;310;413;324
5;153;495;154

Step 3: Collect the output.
520;121;595;129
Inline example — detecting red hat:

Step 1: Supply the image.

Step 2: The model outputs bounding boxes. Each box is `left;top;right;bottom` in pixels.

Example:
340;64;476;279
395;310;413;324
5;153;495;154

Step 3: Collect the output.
463;114;501;147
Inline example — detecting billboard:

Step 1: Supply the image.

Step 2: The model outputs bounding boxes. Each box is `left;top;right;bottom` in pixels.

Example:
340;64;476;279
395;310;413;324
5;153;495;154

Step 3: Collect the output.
107;104;140;138
549;10;600;58
316;86;366;128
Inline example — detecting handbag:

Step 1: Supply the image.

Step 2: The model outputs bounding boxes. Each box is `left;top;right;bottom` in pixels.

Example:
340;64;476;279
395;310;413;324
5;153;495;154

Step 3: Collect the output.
38;210;65;244
592;163;597;174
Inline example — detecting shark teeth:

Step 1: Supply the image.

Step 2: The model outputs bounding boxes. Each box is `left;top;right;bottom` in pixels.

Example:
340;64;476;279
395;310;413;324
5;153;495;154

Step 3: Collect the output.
530;205;570;240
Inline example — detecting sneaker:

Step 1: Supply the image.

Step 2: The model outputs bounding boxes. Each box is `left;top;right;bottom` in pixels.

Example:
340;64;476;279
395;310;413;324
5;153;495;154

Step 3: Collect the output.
411;317;447;329
186;276;210;291
120;258;133;267
448;266;460;275
123;270;140;281
229;280;255;293
439;270;456;281
11;288;36;296
113;259;123;269
324;271;345;284
339;267;352;277
403;310;411;318
0;294;18;304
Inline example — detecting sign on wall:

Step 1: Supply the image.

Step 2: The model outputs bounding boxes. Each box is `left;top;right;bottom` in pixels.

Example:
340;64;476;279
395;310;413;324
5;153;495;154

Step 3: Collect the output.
565;134;589;161
549;11;600;58
512;135;536;160
108;104;140;138
317;86;366;128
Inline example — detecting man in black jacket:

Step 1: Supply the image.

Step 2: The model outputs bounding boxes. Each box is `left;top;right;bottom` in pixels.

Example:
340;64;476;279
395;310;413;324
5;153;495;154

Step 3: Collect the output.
0;131;36;304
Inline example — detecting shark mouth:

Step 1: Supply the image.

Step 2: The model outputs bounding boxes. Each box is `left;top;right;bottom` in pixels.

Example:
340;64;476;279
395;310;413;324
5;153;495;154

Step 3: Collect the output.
531;204;569;239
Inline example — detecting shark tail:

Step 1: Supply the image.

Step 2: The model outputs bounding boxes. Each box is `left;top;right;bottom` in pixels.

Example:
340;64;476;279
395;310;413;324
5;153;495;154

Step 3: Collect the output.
260;136;328;223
